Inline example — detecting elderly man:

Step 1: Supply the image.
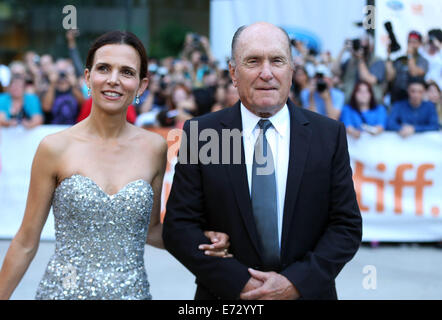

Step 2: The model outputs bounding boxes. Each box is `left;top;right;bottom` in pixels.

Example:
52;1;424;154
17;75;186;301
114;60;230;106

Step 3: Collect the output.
163;22;362;300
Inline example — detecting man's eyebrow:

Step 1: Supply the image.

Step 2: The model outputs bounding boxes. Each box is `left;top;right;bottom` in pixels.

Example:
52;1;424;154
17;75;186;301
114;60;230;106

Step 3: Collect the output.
242;55;260;60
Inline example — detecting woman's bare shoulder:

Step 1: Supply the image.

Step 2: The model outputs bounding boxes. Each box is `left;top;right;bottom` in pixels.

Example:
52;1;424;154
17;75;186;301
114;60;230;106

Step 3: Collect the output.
130;125;168;155
37;127;75;159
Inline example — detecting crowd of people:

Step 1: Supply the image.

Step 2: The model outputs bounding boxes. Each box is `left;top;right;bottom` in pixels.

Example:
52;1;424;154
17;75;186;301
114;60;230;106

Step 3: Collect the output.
0;28;441;138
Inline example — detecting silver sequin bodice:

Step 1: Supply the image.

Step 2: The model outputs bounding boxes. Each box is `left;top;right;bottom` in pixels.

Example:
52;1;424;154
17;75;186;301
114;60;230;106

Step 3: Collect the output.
35;174;153;300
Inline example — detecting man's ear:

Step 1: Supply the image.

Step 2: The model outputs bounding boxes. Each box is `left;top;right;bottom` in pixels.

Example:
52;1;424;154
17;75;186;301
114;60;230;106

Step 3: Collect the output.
229;62;238;88
137;77;149;97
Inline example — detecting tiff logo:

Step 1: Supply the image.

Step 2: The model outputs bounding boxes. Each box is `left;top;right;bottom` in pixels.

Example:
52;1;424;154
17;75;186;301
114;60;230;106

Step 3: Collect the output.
353;161;438;216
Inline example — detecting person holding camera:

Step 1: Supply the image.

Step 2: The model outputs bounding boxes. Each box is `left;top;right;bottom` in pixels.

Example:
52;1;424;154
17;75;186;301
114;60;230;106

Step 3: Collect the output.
41;58;85;124
386;31;429;104
333;35;386;105
300;64;344;120
181;33;217;89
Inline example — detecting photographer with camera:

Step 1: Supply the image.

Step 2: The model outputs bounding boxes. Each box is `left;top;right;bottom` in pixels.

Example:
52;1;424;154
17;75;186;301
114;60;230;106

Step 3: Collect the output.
181;33;217;89
41;58;84;124
300;64;344;120
386;31;429;104
332;35;386;105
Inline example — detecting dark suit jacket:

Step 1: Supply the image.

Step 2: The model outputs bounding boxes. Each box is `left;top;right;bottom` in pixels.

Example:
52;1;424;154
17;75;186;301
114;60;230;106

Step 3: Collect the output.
162;100;362;300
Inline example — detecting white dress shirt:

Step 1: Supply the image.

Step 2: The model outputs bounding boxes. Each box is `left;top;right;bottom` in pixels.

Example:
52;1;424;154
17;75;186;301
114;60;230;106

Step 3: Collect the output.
240;103;290;248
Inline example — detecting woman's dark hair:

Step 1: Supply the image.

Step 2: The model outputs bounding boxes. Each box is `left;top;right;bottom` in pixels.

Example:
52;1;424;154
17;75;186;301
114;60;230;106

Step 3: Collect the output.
292;65;308;96
85;31;148;80
427;80;441;93
349;81;376;111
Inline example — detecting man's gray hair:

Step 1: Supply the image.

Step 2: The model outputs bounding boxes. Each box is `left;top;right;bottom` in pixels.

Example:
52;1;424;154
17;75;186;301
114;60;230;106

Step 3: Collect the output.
230;24;293;67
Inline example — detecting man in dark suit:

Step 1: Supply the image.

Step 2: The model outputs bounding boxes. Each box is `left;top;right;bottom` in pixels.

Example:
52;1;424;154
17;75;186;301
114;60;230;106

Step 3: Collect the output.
162;22;362;300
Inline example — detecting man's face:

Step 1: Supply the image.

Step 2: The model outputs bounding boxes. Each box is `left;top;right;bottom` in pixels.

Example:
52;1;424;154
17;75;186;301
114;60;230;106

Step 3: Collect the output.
408;38;421;53
408;83;425;107
229;23;293;116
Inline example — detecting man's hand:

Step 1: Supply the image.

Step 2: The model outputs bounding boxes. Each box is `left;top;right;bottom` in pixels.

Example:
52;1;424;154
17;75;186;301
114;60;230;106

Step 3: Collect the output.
407;45;417;57
399;124;415;138
48;67;58;84
319;88;331;101
241;276;264;295
240;268;300;300
354;48;364;60
198;231;233;258
66;29;79;48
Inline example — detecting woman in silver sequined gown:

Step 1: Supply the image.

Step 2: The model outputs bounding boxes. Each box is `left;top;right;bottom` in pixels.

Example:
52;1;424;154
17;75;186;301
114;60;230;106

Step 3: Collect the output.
0;31;231;300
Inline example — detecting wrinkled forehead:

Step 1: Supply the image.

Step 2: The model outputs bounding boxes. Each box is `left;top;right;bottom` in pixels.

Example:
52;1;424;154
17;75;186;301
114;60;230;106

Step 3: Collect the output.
235;26;291;60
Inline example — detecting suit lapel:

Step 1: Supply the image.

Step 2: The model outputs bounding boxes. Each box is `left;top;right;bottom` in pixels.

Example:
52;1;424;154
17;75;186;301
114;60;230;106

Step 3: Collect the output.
220;102;262;258
281;101;312;257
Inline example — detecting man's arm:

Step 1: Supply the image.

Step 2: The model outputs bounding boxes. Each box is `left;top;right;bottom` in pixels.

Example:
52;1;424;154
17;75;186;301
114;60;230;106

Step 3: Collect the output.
162;120;251;299
407;55;427;77
385;54;396;82
386;104;402;131
279;122;362;299
414;103;440;132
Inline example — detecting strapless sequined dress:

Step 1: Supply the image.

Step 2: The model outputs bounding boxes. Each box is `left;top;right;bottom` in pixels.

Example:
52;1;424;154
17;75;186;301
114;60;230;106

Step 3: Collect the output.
35;174;153;300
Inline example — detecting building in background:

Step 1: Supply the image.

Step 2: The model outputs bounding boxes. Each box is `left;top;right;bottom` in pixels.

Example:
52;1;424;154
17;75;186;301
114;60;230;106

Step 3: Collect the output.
0;0;209;64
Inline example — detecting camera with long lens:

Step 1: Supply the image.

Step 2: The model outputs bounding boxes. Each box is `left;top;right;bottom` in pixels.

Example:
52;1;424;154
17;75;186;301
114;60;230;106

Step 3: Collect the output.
384;21;401;53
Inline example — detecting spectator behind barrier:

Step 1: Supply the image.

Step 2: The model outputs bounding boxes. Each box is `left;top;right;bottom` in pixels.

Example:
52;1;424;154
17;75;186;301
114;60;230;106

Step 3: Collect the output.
340;81;387;139
210;80;239;112
386;77;439;137
300;64;345;120
0;74;43;129
386;30;429;104
181;33;217;89
425;80;442;126
420;29;442;90
291;65;309;107
225;81;240;108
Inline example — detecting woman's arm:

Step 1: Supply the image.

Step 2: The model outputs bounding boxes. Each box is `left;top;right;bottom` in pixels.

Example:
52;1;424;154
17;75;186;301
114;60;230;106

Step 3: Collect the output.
145;136;168;249
0;136;59;299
